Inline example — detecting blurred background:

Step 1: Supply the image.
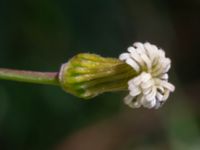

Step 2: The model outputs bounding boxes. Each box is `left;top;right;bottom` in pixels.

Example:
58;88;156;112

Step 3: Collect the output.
0;0;200;149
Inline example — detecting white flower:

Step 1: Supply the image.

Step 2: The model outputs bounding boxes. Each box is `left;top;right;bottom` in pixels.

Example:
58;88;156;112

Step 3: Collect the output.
119;42;175;109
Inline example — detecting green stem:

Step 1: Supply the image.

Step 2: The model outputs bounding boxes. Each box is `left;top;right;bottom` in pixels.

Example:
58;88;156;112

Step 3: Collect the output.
0;68;59;86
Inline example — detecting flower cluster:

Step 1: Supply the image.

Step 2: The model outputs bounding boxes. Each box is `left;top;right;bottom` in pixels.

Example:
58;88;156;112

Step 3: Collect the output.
119;42;175;109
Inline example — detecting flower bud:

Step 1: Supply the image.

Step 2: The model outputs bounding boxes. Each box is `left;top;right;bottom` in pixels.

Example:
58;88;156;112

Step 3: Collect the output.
59;53;136;99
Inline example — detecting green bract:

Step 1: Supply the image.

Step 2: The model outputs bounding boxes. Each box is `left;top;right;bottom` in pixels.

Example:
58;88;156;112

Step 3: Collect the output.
59;53;136;99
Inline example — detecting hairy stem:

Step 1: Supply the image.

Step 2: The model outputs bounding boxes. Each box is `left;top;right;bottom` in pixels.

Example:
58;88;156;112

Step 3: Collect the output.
0;68;59;86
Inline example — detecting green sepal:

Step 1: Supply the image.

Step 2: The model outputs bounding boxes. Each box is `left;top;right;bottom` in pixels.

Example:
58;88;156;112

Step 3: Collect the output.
59;53;136;99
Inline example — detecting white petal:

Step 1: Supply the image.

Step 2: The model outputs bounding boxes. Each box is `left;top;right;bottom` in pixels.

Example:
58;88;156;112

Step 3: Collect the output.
130;51;146;67
143;87;152;95
132;75;142;85
163;90;170;101
141;79;154;89
132;101;141;108
134;42;145;53
142;98;154;108
127;46;136;53
124;94;133;104
163;63;171;73
151;44;159;52
156;92;164;101
127;78;135;85
128;95;143;108
144;43;157;61
145;87;156;101
152;61;164;76
160;73;168;80
152;56;160;67
163;58;171;67
157;86;165;93
161;81;175;92
128;84;141;96
158;49;165;58
119;53;130;60
149;98;157;108
155;101;162;109
140;53;152;71
141;72;151;83
128;83;137;90
126;58;140;72
130;89;141;97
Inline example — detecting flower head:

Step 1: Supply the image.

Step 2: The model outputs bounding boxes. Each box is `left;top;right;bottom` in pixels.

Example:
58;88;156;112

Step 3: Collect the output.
119;42;175;109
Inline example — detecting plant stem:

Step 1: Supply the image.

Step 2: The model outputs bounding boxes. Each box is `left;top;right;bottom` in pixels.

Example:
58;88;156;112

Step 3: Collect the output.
0;68;59;86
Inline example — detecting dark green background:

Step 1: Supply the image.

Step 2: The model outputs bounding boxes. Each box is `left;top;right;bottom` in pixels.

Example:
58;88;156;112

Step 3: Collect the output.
0;0;200;150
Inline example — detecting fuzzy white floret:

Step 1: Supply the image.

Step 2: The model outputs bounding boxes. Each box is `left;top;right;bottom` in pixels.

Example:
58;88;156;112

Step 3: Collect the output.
119;42;175;109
